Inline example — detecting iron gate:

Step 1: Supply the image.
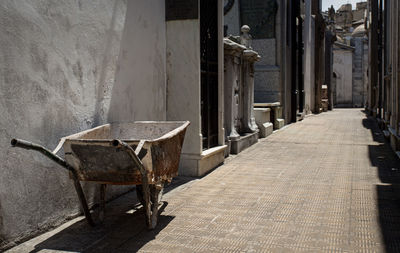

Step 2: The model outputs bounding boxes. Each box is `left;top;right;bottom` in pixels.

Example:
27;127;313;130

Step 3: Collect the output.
200;0;219;150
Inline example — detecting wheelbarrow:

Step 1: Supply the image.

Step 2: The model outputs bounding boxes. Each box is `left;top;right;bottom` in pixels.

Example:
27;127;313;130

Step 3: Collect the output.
11;121;189;229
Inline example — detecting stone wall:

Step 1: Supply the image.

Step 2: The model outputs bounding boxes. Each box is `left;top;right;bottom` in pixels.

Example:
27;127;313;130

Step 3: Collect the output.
333;47;353;106
352;38;365;107
223;0;240;36
254;39;281;103
252;0;281;104
304;2;316;114
0;0;168;248
363;40;369;109
109;1;166;122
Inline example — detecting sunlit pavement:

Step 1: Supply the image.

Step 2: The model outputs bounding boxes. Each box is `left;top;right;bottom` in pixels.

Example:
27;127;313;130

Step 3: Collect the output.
8;109;400;252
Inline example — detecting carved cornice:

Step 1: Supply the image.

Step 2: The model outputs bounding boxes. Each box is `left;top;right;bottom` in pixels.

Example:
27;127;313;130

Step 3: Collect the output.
224;38;246;56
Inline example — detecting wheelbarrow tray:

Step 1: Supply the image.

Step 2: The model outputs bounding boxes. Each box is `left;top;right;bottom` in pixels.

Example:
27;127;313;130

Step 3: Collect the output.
11;121;189;229
63;121;189;185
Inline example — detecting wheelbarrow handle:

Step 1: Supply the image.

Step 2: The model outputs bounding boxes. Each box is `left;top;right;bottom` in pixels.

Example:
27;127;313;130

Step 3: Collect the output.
11;138;73;172
10;138;95;226
112;139;155;229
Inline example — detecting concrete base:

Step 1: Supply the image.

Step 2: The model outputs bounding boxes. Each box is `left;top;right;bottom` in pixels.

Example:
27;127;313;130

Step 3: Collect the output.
321;99;329;112
224;140;231;157
257;122;273;138
179;145;227;177
254;102;283;130
297;112;305;121
389;127;400;152
275;118;285;129
383;130;390;139
230;131;259;154
254;108;272;138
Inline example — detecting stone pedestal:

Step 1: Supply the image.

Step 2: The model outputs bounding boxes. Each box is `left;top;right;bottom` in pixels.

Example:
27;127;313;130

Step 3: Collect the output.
224;38;246;141
254;108;273;138
254;102;285;129
230;133;259;154
223;27;260;155
179;146;226;176
389;127;400;152
242;49;260;133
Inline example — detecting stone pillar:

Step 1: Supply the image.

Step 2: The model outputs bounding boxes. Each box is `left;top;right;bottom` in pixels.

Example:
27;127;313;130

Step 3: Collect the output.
224;25;261;154
224;38;246;140
242;49;260;133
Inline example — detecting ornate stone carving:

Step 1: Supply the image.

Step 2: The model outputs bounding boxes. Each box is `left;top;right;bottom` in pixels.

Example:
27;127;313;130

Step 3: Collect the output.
240;25;252;49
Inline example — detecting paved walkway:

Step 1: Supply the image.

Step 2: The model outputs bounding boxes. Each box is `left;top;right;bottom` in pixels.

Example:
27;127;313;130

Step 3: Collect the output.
8;109;400;252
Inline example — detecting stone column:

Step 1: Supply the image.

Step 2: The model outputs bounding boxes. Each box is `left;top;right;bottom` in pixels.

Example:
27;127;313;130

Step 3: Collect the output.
224;38;246;141
242;49;260;133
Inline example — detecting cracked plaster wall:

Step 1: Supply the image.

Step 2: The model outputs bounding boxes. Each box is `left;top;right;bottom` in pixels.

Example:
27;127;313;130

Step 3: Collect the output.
0;0;166;248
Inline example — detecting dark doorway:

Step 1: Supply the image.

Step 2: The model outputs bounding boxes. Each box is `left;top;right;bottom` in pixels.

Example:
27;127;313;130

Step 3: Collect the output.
290;0;304;121
297;15;305;113
200;0;219;150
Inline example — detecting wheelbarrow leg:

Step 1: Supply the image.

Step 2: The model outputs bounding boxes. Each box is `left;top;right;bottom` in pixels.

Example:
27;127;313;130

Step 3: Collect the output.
71;172;95;226
150;183;163;229
136;185;145;207
112;139;155;230
141;175;153;229
99;184;107;222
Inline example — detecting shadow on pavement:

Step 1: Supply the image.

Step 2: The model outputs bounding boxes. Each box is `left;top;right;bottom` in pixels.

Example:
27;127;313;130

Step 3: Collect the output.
163;176;198;194
30;200;173;252
362;117;385;144
27;175;198;252
363;113;400;252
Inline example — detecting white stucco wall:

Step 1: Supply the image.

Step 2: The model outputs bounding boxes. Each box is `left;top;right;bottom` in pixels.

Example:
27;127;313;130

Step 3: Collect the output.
0;0;167;248
109;1;166;122
166;20;202;161
333;49;353;106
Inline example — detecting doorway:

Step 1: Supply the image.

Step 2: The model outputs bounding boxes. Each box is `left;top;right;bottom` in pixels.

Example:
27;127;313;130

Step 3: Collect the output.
200;0;219;150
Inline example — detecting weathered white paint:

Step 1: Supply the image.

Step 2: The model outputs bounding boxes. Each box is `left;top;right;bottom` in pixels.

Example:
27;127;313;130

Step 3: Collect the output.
0;0;169;248
166;1;226;177
166;20;202;158
0;0;128;246
109;0;166;122
333;47;353;106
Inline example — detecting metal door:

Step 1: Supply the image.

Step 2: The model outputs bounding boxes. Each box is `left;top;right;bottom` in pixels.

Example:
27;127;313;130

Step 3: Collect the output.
200;0;219;150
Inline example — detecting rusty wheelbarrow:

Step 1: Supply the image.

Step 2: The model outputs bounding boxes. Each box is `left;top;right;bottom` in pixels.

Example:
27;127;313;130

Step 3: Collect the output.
11;121;189;229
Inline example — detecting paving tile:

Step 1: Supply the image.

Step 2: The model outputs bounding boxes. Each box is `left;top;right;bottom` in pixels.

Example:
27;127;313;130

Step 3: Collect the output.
7;109;400;252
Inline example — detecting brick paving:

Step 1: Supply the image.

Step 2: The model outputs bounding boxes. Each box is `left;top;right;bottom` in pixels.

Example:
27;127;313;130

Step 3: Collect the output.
7;109;400;252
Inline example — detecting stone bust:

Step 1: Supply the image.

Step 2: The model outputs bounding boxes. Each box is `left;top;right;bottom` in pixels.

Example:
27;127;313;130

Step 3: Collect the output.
240;25;252;49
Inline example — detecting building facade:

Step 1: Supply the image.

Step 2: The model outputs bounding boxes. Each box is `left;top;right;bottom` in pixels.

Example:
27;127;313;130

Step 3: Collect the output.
366;0;400;155
0;0;231;248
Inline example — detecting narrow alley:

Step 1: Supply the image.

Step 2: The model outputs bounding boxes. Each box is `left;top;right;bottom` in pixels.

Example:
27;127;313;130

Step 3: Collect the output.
8;109;400;252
